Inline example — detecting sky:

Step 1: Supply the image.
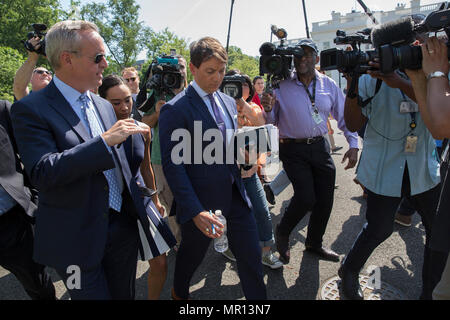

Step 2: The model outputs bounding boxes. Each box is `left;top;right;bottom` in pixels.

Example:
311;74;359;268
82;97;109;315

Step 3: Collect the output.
60;0;441;57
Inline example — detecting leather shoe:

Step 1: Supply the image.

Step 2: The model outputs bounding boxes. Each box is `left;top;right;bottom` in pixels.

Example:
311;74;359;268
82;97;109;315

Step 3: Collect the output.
338;264;364;300
263;183;275;205
275;225;290;264
304;246;340;262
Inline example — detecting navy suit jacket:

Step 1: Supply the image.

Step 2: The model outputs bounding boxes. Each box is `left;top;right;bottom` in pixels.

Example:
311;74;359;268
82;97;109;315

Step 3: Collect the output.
10;81;153;270
159;85;251;224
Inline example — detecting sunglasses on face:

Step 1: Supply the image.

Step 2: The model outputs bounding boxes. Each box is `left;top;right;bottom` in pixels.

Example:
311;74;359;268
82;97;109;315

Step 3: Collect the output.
34;69;52;76
69;51;106;64
125;77;136;83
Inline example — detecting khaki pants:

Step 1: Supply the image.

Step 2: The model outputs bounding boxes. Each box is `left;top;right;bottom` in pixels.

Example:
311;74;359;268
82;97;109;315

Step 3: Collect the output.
433;253;450;300
152;163;181;244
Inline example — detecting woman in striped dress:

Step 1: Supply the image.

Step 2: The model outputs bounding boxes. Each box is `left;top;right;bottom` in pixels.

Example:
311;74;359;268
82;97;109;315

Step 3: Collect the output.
98;75;176;300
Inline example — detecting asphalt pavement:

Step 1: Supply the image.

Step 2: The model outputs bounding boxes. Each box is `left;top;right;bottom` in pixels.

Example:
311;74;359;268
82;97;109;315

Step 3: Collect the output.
0;121;427;300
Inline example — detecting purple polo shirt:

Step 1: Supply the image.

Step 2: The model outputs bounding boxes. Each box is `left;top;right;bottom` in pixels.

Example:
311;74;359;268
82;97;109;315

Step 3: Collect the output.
265;70;359;149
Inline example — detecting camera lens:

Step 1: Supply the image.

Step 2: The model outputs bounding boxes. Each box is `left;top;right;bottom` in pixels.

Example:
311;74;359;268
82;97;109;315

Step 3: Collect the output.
163;73;177;88
223;84;239;99
265;56;282;73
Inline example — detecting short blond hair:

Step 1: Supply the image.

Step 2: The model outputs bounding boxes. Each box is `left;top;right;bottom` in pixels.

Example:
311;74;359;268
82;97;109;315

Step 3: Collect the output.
45;20;99;70
121;67;138;77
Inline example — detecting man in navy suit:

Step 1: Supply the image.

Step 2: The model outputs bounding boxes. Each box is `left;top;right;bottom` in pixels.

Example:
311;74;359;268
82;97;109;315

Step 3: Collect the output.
159;37;267;300
10;20;152;300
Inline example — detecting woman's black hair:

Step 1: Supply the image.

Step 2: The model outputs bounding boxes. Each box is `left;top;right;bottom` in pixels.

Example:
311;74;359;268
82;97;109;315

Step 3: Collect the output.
98;74;126;99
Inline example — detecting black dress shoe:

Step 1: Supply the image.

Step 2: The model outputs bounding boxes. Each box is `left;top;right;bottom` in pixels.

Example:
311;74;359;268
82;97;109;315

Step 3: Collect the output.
304;246;340;262
263;183;276;205
275;225;290;264
338;264;364;300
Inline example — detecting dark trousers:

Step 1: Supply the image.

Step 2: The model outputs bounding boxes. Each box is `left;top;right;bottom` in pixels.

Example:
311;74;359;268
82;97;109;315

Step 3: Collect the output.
55;192;139;300
278;138;336;248
173;183;267;300
343;166;447;299
0;205;55;300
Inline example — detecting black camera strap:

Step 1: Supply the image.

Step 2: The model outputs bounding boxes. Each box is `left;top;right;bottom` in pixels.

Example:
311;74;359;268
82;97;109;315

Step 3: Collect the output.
358;78;382;108
300;77;318;113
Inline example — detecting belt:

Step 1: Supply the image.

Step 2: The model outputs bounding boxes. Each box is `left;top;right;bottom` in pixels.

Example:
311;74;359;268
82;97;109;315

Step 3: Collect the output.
279;136;324;145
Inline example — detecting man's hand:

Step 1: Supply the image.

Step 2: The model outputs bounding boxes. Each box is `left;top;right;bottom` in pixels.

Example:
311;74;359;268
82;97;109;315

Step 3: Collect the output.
193;211;225;239
422;37;449;77
342;148;359;170
367;58;404;88
102;119;149;146
261;92;276;112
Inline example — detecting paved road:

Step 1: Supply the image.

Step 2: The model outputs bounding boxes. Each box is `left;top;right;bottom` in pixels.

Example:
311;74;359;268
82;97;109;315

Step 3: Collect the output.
0;121;427;300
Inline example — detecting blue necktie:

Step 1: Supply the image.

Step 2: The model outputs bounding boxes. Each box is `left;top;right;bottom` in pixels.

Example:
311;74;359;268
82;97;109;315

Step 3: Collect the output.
207;93;227;143
79;94;122;212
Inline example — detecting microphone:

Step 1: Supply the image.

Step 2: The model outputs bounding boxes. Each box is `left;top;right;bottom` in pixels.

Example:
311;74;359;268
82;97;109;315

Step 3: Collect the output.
371;17;416;48
259;42;276;56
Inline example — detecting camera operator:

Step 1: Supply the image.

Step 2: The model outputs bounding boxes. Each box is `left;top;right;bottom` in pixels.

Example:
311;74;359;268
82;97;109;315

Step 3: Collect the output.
406;36;450;300
261;39;359;265
340;44;445;299
141;55;187;247
13;37;52;101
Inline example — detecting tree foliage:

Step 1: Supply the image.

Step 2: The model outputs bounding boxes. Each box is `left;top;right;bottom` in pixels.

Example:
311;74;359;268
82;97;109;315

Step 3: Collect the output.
79;0;152;72
0;47;26;102
227;46;260;80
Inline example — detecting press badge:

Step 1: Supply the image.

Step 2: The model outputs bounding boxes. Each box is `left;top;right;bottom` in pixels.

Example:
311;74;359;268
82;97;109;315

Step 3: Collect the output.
312;109;324;125
405;135;418;153
399;101;419;113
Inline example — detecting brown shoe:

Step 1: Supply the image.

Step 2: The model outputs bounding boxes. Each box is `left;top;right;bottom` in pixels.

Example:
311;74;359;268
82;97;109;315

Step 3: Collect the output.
395;212;412;227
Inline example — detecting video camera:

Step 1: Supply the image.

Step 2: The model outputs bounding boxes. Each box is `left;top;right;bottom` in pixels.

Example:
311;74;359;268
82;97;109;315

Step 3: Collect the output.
22;23;47;56
136;53;183;113
320;28;376;74
220;74;246;99
378;2;450;73
259;25;304;89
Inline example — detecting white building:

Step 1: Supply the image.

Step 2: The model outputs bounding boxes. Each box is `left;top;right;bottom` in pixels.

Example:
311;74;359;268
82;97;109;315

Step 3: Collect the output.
275;0;442;88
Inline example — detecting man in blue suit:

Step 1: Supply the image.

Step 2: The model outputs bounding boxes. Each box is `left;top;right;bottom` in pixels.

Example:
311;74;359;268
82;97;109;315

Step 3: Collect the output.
10;20;152;300
159;37;267;300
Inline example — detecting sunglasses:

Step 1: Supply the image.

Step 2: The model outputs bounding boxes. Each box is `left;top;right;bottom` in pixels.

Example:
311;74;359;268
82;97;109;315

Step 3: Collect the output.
125;77;136;82
70;51;106;64
34;69;52;76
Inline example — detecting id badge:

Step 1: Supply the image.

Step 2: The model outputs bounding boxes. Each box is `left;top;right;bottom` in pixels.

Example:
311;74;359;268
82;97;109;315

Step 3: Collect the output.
312;110;323;125
405;135;418;153
399;101;419;113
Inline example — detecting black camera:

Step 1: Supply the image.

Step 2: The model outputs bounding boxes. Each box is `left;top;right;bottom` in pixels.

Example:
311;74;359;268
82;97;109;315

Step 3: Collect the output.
220;75;246;99
378;2;450;73
23;24;47;56
320;28;376;74
259;26;304;89
136;54;182;113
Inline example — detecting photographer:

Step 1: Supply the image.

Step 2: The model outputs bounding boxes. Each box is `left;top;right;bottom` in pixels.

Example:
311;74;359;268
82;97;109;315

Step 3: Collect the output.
261;39;359;265
141;55;188;247
407;36;450;300
340;43;444;299
13;37;52;101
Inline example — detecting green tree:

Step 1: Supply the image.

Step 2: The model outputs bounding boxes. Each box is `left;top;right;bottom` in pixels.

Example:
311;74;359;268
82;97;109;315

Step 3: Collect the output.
0;47;26;102
227;46;259;79
80;0;152;72
0;0;61;53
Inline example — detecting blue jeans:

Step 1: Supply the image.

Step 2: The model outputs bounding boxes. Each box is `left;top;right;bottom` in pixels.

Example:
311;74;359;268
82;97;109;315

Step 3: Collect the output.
243;173;275;247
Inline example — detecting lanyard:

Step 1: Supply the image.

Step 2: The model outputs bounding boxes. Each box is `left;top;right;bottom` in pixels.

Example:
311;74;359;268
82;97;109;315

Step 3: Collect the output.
399;90;417;131
301;77;317;113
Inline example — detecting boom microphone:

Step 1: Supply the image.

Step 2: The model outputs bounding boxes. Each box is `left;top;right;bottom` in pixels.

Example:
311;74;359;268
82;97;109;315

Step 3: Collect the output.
259;42;276;56
371;17;416;48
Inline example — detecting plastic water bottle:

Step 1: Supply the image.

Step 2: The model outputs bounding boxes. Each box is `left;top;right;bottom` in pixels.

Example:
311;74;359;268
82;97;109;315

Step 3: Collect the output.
213;210;228;253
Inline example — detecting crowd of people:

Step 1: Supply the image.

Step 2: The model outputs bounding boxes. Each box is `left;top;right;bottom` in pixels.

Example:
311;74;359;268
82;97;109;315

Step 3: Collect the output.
0;17;449;301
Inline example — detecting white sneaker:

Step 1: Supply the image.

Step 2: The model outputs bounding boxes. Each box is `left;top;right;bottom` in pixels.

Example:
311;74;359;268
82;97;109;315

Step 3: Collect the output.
262;251;284;269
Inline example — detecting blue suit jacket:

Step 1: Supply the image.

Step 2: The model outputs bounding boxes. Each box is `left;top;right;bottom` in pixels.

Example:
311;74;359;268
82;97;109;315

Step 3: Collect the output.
159;85;251;224
10;81;153;270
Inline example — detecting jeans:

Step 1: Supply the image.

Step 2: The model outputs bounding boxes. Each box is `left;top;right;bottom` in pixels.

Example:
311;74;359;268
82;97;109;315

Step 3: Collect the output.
243;173;275;247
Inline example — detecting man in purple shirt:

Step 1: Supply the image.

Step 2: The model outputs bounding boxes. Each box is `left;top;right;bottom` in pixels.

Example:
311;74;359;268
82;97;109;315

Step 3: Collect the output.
262;39;359;264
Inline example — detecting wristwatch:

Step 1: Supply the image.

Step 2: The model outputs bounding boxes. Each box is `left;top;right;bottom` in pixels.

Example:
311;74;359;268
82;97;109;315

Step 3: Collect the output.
427;71;448;81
